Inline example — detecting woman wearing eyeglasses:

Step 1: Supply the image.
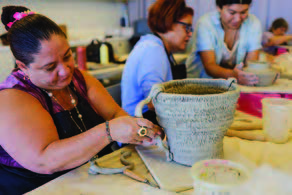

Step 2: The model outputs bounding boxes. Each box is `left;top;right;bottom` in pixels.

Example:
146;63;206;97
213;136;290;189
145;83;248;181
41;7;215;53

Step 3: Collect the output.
186;0;262;86
121;0;193;124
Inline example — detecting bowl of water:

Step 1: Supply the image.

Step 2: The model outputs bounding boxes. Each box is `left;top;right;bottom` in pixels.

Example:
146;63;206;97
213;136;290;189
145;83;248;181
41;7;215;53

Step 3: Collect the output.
191;159;250;194
244;61;279;87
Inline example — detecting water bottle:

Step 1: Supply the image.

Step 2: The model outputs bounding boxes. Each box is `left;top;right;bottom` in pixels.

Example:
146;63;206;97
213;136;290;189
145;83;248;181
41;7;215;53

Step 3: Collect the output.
100;43;109;65
76;46;87;70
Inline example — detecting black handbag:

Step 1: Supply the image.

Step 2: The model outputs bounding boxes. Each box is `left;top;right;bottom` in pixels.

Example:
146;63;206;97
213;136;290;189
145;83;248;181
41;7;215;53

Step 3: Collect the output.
86;39;125;64
86;39;101;63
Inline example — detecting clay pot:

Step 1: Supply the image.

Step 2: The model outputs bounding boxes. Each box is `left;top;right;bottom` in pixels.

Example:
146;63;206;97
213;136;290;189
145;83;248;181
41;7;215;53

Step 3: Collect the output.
244;61;279;87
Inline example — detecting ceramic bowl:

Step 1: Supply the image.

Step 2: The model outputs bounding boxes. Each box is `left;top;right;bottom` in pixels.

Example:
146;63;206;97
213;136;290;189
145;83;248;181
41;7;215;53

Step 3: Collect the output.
247;61;270;70
191;159;250;194
244;61;279;87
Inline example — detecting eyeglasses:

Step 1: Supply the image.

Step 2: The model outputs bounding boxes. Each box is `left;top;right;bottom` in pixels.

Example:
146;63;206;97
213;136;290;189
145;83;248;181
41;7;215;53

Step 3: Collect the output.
175;21;193;33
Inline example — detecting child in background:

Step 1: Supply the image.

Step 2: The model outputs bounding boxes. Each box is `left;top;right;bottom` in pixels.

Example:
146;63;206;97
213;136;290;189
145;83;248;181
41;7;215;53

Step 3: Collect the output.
262;18;292;55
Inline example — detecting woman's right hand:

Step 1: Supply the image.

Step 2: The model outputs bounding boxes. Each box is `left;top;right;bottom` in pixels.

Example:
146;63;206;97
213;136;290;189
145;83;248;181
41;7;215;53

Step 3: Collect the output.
107;116;162;145
233;63;259;86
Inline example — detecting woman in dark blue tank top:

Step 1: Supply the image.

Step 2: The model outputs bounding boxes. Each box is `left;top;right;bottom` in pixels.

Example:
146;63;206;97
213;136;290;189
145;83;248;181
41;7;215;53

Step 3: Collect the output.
0;5;162;194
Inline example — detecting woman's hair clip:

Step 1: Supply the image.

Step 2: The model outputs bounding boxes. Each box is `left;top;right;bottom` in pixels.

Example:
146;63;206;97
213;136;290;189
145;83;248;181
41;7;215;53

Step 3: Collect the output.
7;10;36;28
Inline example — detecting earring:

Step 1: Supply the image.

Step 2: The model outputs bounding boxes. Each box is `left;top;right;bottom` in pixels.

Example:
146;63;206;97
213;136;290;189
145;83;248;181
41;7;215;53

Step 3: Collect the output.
23;74;29;81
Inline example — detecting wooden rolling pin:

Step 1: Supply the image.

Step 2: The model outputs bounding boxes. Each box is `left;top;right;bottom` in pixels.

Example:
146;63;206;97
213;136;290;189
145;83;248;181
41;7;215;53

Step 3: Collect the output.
225;129;267;141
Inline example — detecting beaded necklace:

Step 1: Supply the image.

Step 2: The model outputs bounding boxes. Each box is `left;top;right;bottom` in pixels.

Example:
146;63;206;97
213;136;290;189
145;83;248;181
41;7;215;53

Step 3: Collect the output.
43;87;87;133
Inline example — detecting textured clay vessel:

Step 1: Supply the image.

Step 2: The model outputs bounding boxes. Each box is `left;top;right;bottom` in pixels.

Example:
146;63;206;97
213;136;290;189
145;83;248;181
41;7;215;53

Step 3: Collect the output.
244;61;279;87
135;78;240;166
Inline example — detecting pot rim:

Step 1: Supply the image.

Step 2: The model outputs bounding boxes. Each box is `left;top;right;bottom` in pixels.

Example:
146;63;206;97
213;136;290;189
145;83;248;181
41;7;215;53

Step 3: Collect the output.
155;78;241;98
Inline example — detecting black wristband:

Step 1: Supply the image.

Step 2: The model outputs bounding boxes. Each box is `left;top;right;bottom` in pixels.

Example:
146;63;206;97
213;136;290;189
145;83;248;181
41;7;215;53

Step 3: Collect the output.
105;121;113;143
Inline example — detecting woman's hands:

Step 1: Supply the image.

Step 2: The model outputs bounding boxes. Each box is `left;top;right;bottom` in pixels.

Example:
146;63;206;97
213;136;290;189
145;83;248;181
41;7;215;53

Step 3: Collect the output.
108;116;163;145
233;63;259;86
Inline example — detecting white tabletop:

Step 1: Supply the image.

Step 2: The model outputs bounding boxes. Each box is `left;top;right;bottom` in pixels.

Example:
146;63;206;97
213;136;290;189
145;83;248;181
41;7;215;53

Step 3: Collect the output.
27;163;174;195
26;113;292;194
26;145;175;195
239;78;292;94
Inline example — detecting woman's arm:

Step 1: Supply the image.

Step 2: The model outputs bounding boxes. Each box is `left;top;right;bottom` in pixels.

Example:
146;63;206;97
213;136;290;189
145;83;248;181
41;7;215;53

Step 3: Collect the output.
245;50;260;64
0;89;111;174
0;88;156;174
264;35;292;47
200;50;259;85
81;70;128;120
200;50;236;78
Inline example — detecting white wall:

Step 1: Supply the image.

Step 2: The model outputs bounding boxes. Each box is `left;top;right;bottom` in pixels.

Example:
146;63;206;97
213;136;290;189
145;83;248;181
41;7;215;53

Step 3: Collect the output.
187;0;292;34
186;0;292;33
0;0;125;41
0;0;126;82
129;0;292;34
0;47;14;82
266;0;292;33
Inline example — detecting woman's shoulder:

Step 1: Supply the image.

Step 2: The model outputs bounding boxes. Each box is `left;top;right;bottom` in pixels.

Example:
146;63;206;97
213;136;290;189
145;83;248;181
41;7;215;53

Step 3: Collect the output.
72;68;88;99
0;87;46;113
197;12;219;29
244;14;261;26
0;69;44;99
199;11;218;20
127;34;166;60
135;34;164;50
0;69;50;111
0;69;23;89
72;68;85;84
240;14;261;35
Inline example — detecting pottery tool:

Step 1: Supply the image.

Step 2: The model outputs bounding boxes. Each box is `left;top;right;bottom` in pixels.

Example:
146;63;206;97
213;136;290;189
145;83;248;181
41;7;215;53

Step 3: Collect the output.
88;151;159;188
135;145;194;192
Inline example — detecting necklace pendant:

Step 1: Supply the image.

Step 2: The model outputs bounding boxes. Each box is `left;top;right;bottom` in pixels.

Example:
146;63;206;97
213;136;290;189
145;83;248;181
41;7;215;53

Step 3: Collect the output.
78;114;82;118
71;99;76;105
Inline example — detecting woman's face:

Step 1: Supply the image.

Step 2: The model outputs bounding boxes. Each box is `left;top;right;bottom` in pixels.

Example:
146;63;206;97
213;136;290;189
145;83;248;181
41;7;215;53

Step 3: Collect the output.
19;34;75;90
273;27;287;36
219;4;250;30
168;14;193;52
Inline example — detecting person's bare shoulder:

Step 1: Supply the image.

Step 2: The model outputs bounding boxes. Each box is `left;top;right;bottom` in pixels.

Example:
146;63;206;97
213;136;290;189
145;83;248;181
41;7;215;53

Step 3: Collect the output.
0;88;54;138
0;88;44;112
0;89;59;171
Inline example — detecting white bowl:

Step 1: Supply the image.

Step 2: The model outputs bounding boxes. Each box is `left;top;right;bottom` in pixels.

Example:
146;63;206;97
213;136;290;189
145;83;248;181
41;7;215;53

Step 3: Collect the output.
191;159;250;194
245;61;279;86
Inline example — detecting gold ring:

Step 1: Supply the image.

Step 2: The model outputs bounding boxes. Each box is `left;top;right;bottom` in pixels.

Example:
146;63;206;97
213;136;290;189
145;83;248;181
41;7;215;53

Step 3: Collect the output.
137;126;148;137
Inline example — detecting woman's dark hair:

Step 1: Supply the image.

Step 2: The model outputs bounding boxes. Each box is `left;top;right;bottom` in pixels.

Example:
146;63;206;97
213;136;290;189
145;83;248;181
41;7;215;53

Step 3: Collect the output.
0;33;9;45
148;0;194;33
216;0;252;8
269;18;289;32
1;6;66;66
